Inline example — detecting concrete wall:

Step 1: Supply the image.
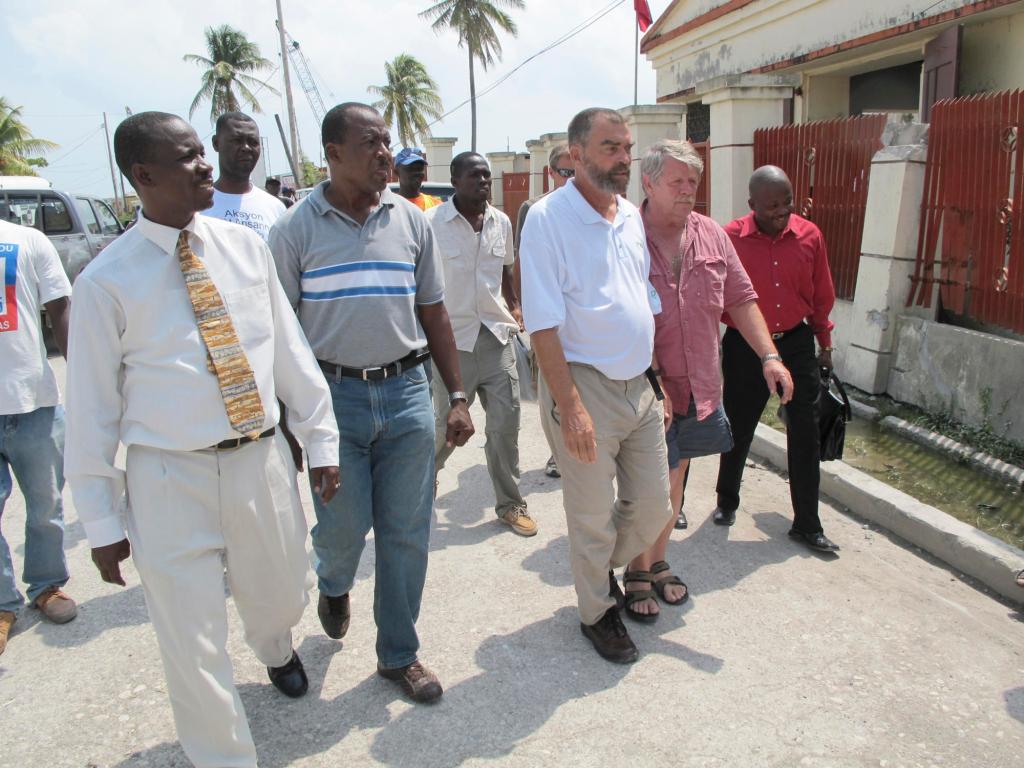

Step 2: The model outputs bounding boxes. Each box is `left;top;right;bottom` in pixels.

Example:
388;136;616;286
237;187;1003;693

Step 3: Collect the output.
959;11;1024;94
805;75;850;120
888;316;1024;443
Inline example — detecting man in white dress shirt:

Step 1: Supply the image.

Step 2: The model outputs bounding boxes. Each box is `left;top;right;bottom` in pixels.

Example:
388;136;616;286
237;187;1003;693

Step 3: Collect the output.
64;112;340;768
520;108;673;665
427;152;534;536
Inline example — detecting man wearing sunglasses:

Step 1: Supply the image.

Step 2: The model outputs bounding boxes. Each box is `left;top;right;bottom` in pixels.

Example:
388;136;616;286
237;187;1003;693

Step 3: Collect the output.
514;144;573;479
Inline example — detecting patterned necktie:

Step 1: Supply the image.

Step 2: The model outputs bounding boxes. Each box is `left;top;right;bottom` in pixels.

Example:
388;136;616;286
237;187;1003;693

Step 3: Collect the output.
176;230;265;438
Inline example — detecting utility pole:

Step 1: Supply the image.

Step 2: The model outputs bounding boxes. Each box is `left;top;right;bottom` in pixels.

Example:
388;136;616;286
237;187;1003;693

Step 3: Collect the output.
101;112;121;214
275;0;302;185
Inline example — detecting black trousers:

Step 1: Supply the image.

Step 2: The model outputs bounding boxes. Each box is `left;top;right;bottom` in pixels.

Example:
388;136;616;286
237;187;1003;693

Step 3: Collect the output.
715;324;823;533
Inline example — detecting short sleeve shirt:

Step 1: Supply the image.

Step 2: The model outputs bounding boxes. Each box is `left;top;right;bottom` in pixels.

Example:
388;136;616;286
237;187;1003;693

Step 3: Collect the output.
202;187;286;242
519;180;657;381
426;198;516;351
269;182;444;368
0;220;71;414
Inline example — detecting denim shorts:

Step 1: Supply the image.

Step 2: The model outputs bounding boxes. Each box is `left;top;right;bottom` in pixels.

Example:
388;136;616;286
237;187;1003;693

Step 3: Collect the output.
666;396;734;469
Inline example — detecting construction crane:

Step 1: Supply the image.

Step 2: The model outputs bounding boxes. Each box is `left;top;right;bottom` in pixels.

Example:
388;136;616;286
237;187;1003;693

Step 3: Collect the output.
278;24;328;126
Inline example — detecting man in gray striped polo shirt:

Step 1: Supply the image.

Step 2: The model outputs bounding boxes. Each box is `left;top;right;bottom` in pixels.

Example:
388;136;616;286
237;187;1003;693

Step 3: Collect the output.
270;102;473;703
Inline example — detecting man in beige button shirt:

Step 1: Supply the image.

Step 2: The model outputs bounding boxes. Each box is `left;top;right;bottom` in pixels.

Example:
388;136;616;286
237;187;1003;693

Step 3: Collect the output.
427;152;535;536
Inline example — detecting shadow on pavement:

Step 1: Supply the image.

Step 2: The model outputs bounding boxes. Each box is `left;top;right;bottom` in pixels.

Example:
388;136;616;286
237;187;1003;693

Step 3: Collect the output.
9;583;149;649
662;509;813;599
369;607;647;767
1005;686;1024;725
520;534;574;588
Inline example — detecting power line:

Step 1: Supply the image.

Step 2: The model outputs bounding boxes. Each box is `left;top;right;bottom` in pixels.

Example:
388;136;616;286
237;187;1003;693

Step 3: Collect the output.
428;0;626;128
45;124;105;167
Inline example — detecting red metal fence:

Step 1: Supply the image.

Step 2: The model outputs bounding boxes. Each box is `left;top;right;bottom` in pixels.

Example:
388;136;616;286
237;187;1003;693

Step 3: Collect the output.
754;115;887;300
908;91;1024;335
502;172;530;234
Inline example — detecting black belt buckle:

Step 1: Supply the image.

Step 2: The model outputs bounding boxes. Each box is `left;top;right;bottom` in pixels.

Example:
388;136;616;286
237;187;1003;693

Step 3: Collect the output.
362;365;386;381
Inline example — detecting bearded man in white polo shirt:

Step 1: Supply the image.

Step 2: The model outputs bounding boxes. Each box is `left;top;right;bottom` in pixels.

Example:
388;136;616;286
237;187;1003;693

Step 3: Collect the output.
428;152;534;536
520;107;673;664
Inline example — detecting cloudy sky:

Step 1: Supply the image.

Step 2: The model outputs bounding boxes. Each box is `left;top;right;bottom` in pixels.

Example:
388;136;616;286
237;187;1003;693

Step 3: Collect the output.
2;0;667;197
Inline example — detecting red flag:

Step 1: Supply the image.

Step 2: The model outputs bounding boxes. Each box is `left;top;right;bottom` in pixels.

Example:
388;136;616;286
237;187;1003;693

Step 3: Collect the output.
635;0;653;32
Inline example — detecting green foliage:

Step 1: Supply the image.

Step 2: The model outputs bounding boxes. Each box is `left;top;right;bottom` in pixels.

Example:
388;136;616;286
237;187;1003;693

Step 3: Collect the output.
299;155;326;188
419;0;525;150
368;54;444;148
0;97;57;176
184;25;279;123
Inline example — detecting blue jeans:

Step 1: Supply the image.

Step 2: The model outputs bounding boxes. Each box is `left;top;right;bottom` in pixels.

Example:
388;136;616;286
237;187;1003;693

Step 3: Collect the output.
310;363;435;669
0;406;69;613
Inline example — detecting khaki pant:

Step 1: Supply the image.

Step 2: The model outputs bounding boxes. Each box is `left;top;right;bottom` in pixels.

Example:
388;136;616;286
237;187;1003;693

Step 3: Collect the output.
125;434;311;768
434;325;525;515
539;363;672;625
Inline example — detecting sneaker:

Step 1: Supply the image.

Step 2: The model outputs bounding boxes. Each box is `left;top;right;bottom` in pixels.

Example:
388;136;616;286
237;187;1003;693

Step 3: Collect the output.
499;506;538;537
377;660;443;703
0;611;15;656
544;456;561;478
34;587;77;624
580;607;638;664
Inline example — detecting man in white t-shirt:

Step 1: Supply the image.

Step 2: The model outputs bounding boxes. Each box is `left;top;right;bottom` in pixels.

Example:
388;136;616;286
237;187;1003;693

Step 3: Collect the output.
201;112;286;241
0;217;76;657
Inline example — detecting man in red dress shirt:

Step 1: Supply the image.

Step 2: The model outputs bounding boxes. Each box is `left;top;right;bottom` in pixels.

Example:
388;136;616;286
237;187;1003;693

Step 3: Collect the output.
714;165;840;552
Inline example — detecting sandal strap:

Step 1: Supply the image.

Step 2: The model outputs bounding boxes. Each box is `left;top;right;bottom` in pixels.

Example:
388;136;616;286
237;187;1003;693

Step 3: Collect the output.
622;569;654;584
650;560;671;575
623;587;657;606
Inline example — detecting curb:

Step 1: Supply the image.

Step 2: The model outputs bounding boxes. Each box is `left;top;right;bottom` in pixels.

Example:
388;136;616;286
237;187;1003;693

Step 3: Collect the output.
750;423;1024;605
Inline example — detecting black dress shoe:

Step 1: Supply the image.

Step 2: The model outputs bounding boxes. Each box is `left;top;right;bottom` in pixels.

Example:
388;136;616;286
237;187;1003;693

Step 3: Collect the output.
318;592;350;639
608;570;625;612
581;607;639;664
674;509;688;530
268;651;308;698
712;507;736;526
788;528;840;553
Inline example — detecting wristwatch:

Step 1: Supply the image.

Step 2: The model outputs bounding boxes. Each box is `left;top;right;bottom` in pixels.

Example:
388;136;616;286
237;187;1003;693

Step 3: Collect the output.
761;352;782;365
448;390;468;406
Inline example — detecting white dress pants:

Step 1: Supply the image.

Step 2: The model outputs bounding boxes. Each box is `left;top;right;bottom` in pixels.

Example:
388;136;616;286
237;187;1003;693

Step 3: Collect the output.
125;434;311;768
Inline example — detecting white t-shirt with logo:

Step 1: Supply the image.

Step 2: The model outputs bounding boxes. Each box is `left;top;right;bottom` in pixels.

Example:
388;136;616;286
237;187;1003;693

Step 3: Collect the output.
202;186;286;242
0;220;72;415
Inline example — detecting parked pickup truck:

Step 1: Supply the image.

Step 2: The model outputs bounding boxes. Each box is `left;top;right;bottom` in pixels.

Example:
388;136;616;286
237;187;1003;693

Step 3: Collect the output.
0;180;124;283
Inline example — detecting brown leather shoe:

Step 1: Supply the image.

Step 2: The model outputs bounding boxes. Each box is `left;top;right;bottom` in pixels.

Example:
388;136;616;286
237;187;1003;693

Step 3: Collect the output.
580;607;638;664
34;587;77;624
499;506;538;537
377;660;443;703
0;611;15;656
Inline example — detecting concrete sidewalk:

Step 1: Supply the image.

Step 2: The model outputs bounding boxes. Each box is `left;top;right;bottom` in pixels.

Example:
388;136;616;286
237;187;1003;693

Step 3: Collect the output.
1;361;1022;767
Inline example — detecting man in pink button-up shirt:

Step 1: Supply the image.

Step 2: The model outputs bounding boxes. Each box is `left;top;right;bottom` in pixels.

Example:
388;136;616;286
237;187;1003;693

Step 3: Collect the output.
622;141;793;622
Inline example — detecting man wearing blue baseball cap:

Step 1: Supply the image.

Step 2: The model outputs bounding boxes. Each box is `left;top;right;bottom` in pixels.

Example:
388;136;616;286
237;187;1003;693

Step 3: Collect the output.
395;147;442;211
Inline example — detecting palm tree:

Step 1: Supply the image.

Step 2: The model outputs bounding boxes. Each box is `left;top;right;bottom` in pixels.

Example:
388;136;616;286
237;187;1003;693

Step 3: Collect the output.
368;54;444;148
0;98;57;176
183;25;279;122
420;0;525;151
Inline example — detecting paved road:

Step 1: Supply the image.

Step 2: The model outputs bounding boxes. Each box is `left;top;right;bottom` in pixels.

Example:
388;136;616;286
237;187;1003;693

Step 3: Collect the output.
2;361;1022;767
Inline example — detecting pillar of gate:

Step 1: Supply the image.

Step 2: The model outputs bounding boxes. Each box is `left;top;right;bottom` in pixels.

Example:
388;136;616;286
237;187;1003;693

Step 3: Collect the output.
698;75;800;223
421;137;457;184
486;151;517;211
620;105;686;204
843;124;929;393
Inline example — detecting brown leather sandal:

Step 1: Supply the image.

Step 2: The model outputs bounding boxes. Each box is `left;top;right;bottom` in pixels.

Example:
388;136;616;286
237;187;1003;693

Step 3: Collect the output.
622;569;659;623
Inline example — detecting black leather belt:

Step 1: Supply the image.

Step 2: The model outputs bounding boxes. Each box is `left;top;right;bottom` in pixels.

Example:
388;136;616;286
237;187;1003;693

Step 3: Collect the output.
318;350;430;382
770;323;809;341
211;427;276;451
